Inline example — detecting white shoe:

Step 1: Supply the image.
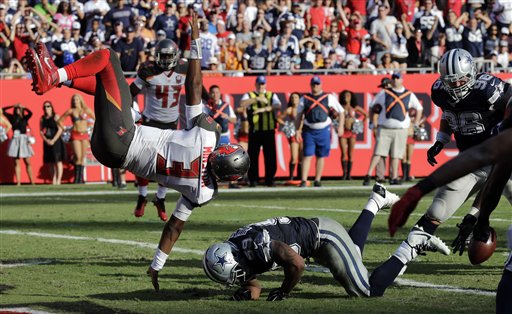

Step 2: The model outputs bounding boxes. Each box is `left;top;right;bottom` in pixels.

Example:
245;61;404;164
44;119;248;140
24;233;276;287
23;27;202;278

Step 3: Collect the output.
369;183;400;211
405;226;450;257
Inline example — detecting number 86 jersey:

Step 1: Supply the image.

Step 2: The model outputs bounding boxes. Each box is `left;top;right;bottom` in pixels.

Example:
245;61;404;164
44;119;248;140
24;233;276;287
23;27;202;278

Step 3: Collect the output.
133;60;188;124
431;73;512;151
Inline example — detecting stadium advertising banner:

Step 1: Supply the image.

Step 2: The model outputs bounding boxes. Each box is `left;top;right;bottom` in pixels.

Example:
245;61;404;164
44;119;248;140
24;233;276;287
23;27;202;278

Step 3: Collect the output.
1;73;510;184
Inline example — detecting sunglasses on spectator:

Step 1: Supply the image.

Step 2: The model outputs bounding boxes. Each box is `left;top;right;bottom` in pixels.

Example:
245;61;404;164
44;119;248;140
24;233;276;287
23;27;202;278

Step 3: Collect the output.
44;105;52;108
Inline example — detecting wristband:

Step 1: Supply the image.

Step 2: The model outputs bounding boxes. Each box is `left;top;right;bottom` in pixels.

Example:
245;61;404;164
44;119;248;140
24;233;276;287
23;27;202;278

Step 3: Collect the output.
435;131;451;145
189;39;202;60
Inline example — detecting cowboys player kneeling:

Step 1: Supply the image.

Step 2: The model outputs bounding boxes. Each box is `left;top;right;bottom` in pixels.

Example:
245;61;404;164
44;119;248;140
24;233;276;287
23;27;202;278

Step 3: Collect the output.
203;184;450;300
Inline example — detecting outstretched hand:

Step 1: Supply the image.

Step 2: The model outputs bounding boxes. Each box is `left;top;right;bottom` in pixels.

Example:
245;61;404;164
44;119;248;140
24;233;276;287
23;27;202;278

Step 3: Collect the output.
147;266;160;292
388;186;423;236
189;12;199;40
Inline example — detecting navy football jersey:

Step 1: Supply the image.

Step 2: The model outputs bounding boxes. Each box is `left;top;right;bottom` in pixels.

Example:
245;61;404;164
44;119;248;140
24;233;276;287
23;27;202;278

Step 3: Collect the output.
431;73;511;151
227;217;319;277
270;47;295;70
243;46;270;70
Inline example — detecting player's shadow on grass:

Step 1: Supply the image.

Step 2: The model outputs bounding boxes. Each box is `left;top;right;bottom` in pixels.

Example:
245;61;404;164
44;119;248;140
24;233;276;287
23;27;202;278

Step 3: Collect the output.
2;300;137;314
89;287;228;301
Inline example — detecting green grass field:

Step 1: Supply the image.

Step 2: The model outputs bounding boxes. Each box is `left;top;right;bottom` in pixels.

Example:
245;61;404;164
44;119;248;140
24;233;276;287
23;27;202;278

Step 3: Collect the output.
0;182;510;314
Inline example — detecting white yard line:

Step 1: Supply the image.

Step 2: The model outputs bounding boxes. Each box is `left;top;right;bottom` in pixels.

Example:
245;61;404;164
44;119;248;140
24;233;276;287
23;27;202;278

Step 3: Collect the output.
0;260;52;268
0;229;497;297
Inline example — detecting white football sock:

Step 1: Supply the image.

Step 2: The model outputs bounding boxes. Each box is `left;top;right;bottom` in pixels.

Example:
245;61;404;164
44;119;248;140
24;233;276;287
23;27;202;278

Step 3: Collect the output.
57;68;68;83
156;185;167;199
138;185;148;197
364;199;380;215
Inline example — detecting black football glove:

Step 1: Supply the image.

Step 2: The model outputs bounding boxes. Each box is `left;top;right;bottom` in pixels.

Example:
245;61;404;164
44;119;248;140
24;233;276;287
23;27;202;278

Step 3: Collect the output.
266;288;288;301
472;222;491;242
451;214;477;255
427;141;444;166
232;288;252;301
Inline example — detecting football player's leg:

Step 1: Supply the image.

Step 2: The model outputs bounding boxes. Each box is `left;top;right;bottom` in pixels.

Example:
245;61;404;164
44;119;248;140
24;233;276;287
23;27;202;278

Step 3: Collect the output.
497;226;512;314
313;217;370;297
89;48;136;168
501;176;512;205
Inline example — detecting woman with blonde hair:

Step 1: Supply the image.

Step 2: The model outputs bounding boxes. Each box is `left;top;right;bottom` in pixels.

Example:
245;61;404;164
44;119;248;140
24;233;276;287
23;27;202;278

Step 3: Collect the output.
59;94;95;183
40;101;66;185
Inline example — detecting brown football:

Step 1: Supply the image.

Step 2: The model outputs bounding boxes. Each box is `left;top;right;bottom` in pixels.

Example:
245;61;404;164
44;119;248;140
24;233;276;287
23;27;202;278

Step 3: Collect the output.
468;227;497;265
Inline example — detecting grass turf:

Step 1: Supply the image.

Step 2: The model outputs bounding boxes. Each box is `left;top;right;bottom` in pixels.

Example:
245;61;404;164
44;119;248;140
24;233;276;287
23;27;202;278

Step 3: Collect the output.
0;182;509;313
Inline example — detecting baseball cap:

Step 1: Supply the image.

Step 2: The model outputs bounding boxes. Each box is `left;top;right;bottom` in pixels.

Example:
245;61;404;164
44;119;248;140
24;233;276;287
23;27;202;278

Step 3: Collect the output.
311;76;321;85
126;26;135;33
256;75;266;84
208;56;219;65
378;77;392;88
72;21;81;30
501;27;510;35
0;4;6;9
228;33;236;40
391;72;402;79
157;29;166;37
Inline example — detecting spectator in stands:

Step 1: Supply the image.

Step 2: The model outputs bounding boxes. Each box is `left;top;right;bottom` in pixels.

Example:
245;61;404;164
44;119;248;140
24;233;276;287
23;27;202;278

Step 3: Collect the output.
463;14;485;64
9;17;35;63
200;18;220;70
69;0;85;22
53;1;76;31
359;56;378;73
492;0;512;29
297;76;343;187
240;75;281;187
290;2;306;40
203;56;223;76
40;101;66;185
270;34;297;74
322;31;345;66
362;72;422;186
395;0;415;24
252;7;272;33
84;17;105;43
113;26;145;72
59;94;95;184
83;0;110;32
413;0;444;67
4;104;34;186
298;36;320;70
71;21;86;50
108;21;124;46
307;0;330;32
339;90;367;180
33;0;56;20
496;39;511;68
220;32;243;75
444;9;465;51
484;24;500;57
406;28;426;68
377;52;398;74
340;10;369;65
152;1;178;42
261;0;280;37
236;20;255;50
390;21;409;70
103;0;135;34
370;4;397;66
52;28;80;67
243;31;271;75
278;92;302;181
135;14;154;47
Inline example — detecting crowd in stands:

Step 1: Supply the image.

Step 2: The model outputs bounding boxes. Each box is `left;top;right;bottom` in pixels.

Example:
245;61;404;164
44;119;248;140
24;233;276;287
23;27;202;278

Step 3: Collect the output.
0;0;511;76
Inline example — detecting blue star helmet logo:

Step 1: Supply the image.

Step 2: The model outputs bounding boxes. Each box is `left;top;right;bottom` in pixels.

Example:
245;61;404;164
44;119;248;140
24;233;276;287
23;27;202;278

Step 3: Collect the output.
213;248;229;271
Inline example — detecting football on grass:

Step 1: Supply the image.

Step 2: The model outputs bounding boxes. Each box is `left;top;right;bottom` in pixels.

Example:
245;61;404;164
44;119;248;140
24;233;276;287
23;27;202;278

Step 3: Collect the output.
468;227;497;265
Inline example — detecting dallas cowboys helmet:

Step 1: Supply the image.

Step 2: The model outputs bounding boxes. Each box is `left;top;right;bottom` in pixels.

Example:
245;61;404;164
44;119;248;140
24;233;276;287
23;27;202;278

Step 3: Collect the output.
438;48;476;102
209;144;250;182
155;39;180;70
203;242;247;285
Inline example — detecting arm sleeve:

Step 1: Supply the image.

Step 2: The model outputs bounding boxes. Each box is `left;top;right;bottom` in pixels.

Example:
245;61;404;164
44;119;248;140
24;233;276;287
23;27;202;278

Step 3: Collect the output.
409;93;423;110
185;103;204;129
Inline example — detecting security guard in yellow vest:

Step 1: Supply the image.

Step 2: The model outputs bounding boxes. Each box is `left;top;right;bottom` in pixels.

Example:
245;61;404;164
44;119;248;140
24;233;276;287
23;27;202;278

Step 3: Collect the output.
240;76;282;187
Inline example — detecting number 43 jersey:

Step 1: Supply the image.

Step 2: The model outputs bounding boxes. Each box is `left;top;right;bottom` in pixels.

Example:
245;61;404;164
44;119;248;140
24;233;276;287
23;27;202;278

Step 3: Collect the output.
431;73;512;151
133;60;188;124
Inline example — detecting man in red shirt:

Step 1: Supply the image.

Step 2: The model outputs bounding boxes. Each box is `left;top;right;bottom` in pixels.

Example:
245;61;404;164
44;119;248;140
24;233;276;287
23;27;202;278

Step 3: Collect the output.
176;4;194;57
342;12;369;61
306;0;330;32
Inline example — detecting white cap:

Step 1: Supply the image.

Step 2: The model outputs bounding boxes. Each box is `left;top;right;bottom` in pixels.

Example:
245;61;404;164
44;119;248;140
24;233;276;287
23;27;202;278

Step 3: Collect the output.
208;56;219;65
72;21;81;30
501;27;510;35
227;33;236;40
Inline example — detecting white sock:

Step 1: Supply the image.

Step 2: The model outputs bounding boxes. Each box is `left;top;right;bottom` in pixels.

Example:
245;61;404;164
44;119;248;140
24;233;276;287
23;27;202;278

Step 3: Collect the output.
468;206;480;217
364;199;380;215
57;68;68;83
393;241;416;264
138;185;148;197
156;185;167;199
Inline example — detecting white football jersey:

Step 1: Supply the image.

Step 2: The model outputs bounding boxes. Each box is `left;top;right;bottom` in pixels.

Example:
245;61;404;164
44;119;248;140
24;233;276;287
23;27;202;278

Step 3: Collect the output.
122;108;221;206
133;60;188;124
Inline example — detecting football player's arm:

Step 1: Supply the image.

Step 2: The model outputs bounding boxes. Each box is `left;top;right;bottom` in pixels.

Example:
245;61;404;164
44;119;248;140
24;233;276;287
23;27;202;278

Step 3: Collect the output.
270;240;305;296
185;12;201;107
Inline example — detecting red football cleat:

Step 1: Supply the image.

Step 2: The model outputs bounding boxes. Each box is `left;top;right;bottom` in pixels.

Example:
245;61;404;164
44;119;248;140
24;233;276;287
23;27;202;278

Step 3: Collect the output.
25;43;59;95
153;197;168;221
134;195;147;217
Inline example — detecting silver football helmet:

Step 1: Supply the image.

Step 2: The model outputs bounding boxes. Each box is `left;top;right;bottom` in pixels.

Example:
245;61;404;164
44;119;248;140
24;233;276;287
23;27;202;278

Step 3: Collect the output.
155;39;180;70
203;242;247;286
438;48;476;102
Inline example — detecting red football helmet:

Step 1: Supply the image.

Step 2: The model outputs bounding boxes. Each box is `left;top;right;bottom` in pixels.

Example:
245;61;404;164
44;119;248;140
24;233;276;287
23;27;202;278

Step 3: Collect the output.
208;144;250;181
